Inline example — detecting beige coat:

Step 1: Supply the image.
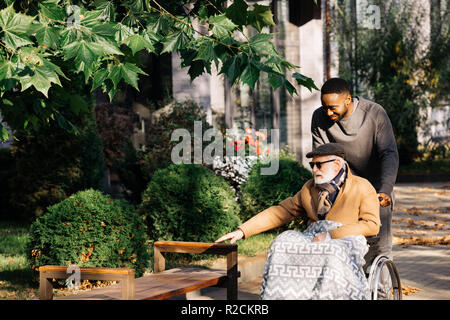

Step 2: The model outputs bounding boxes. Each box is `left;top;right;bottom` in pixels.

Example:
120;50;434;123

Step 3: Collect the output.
238;170;381;239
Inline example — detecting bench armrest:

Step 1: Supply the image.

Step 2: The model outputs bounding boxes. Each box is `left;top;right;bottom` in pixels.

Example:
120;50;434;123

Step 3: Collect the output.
153;241;237;255
153;241;239;299
39;265;135;300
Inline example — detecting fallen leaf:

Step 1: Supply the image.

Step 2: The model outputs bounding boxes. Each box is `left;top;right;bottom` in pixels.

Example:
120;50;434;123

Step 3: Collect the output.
402;285;422;296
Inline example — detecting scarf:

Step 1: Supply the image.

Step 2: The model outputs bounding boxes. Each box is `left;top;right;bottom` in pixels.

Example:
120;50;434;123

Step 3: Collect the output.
315;164;347;220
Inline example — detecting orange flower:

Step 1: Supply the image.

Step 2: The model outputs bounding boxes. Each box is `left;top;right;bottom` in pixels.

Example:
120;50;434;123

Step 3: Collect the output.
255;131;266;140
245;135;255;146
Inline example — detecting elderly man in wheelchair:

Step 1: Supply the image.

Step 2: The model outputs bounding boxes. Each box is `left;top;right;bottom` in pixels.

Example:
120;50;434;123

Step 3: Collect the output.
216;143;401;300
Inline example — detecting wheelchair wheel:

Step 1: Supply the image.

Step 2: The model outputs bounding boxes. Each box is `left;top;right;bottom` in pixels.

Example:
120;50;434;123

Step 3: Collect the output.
367;255;402;300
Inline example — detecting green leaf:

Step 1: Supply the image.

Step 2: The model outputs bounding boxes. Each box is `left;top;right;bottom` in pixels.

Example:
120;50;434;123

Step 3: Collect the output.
187;60;207;81
41;57;69;81
149;14;172;34
108;62;147;90
219;56;242;85
123;34;155;55
35;25;60;49
0;58;18;94
240;62;259;89
92;23;117;40
248;33;275;55
0;5;35;34
281;59;299;70
39;1;66;22
122;0;144;13
0;5;35;49
95;37;124;56
103;79;118;102
161;31;189;54
209;14;237;38
114;23;134;42
95;0;116;21
198;2;208;20
59;27;80;48
0;60;15;79
193;38;216;63
247;4;275;32
91;68;108;91
80;9;103;28
63;39;103;69
225;0;248;26
284;80;297;96
292;72;319;92
2;31;33;49
251;59;275;74
268;72;284;90
62;40;104;81
19;65;62;97
0;123;10;141
179;49;196;67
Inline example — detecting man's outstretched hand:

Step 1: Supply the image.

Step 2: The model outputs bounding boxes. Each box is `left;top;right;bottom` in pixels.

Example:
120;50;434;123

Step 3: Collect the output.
215;229;244;244
378;192;392;207
313;232;328;242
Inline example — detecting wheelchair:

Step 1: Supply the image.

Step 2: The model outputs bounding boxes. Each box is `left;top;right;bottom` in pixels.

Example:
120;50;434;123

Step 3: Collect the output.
365;236;402;300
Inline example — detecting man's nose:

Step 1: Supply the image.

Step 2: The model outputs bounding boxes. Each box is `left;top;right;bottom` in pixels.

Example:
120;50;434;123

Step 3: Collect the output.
326;108;333;117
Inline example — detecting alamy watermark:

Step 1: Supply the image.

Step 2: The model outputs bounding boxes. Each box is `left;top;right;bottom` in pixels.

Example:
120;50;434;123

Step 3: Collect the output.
66;5;81;28
357;0;381;29
171;121;280;175
65;265;81;290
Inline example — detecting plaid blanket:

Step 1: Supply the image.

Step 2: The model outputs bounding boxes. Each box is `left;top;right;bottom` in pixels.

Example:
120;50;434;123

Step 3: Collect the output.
260;220;370;300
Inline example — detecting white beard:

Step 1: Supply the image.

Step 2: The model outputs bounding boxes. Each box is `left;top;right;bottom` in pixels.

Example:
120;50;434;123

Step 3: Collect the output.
314;170;336;185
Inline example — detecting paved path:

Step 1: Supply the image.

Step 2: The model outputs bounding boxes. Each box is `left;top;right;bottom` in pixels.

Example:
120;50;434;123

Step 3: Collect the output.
391;182;450;299
175;182;450;300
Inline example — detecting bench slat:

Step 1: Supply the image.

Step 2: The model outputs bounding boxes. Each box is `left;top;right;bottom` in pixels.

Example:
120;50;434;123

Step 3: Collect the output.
55;268;227;300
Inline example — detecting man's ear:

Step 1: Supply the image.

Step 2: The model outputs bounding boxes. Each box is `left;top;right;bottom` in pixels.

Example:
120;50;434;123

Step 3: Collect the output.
345;93;352;106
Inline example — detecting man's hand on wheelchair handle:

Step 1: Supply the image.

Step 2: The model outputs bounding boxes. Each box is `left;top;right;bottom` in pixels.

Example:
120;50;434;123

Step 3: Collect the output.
215;229;244;244
378;192;391;207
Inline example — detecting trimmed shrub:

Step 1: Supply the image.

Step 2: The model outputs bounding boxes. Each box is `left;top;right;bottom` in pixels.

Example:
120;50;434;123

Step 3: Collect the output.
27;189;149;277
239;157;313;230
139;163;241;243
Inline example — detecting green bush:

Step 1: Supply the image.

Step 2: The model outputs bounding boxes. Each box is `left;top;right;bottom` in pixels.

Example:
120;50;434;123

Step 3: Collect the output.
139;163;241;243
8;112;105;220
0;148;16;220
239;157;312;229
27;189;149;277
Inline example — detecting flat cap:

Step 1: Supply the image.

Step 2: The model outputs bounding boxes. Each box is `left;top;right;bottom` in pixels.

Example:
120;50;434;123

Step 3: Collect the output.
306;143;345;159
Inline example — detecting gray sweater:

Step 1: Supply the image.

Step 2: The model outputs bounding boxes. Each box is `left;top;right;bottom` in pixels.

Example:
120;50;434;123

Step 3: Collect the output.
311;97;399;196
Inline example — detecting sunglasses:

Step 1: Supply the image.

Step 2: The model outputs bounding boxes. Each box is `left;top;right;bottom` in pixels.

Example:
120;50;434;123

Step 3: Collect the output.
309;159;336;169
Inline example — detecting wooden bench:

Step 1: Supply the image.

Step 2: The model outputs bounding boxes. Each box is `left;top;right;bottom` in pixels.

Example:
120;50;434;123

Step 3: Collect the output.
39;265;135;300
39;241;239;300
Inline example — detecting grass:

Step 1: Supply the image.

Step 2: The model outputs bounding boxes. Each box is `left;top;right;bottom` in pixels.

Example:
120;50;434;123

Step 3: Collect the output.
234;232;278;257
0;220;38;300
